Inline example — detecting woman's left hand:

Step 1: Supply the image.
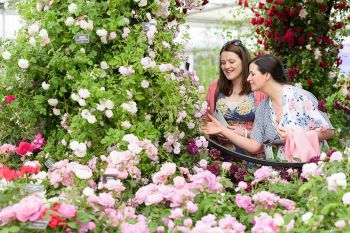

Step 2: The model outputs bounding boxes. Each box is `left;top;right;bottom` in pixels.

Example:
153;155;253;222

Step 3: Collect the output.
276;126;289;142
201;114;226;135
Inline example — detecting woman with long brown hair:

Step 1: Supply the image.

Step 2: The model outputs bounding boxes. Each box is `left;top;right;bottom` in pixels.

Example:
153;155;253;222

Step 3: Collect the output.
205;40;265;155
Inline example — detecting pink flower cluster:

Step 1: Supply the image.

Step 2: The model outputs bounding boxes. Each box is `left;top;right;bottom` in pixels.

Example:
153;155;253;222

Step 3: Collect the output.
252;166;278;185
48;160;92;188
189;214;246;233
300;163;323;180
163;132;184;154
235;191;296;213
135;170;223;209
0;195;45;225
252;212;295;233
152;162;176;184
0;144;16;155
119;65;135;76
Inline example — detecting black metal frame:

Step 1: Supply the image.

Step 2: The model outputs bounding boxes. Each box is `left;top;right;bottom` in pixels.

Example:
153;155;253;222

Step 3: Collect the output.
207;138;305;168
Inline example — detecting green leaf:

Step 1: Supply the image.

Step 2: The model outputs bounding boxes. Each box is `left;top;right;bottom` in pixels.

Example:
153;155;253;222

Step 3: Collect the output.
321;203;338;215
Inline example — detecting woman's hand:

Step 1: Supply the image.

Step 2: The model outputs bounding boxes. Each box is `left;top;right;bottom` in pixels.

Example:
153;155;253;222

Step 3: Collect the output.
276;126;289;142
201;114;226;135
228;125;246;137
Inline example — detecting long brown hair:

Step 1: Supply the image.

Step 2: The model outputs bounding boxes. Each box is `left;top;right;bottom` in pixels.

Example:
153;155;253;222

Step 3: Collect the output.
216;40;251;103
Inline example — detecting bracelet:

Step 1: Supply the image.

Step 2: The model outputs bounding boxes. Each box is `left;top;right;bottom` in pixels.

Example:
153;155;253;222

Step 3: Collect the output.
244;129;248;138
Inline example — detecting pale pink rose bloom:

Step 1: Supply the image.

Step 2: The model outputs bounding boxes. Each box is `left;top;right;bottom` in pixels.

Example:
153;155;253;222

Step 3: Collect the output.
145;193;163;205
221;162;231;170
235;194;255;213
253;191;280;210
175;226;190;233
251;213;279;233
218;215;246;232
15;195;45;222
0;205;17;225
342;192;350;205
156;226;165;232
191;171;223;193
57;203;77;218
235;181;248;192
335;220;346;228
169;208;183;219
286;219;295;232
183;218;192;227
198;214;217;227
173;176;186;188
186;201;198;213
252;166;275;184
278;198;296;210
330;151;343;162
97;193;115;207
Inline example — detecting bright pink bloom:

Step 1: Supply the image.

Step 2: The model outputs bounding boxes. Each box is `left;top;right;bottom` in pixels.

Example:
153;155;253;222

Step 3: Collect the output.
5;95;16;104
15;141;33;156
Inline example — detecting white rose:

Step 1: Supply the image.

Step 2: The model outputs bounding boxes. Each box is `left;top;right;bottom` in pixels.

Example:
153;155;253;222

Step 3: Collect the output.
100;61;109;70
139;0;147;7
71;93;79;101
87;115;96;124
29;37;36;46
73;169;92;179
104;100;114;109
69;140;80;150
141;80;149;88
342;192;350;205
28;24;40;35
121;121;131;129
83;187;95;196
39;29;48;39
1;51;11;60
96;103;106;111
52;108;61;115
68;3;78;13
78;98;86;106
301;212;313;223
78;88;90;99
48;98;58;107
41;81;50;90
18;59;29;69
86;20;94;30
81;109;91;119
65;17;75;26
105;110;113;118
96;29;108;37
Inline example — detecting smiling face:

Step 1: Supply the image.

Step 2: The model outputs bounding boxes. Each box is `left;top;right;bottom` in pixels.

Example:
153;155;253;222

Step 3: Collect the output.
220;51;243;83
247;62;268;91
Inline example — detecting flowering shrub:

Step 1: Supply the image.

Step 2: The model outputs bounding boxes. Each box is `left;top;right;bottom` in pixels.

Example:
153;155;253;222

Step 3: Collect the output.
0;0;210;178
250;0;350;100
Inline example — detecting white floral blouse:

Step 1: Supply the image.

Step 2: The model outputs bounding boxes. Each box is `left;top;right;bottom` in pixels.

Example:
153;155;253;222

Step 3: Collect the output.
251;85;333;160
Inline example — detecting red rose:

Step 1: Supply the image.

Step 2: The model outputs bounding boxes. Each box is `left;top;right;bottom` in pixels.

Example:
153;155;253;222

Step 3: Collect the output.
297;37;305;45
281;28;295;46
274;1;284;6
257;39;263;44
295;5;302;10
307;79;313;85
274;30;280;41
337;58;343;66
289;10;297;17
320;5;328;12
306;32;313;38
15;141;33;156
294;27;302;34
266;0;273;3
258;2;264;9
251;18;257;25
49;214;64;228
5;95;16;104
319;61;328;68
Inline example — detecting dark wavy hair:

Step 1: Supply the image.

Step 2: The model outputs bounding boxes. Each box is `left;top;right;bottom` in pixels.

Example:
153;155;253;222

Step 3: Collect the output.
215;40;251;103
248;55;289;84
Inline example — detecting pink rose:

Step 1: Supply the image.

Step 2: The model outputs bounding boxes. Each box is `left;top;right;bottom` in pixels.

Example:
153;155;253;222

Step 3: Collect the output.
5;95;16;104
97;193;115;207
57;203;77;218
15;195;45;222
0;205;17;225
15;141;33;156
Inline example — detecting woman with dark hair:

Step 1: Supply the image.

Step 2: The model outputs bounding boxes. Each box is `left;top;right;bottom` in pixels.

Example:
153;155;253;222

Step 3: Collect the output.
203;54;334;161
205;40;265;155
